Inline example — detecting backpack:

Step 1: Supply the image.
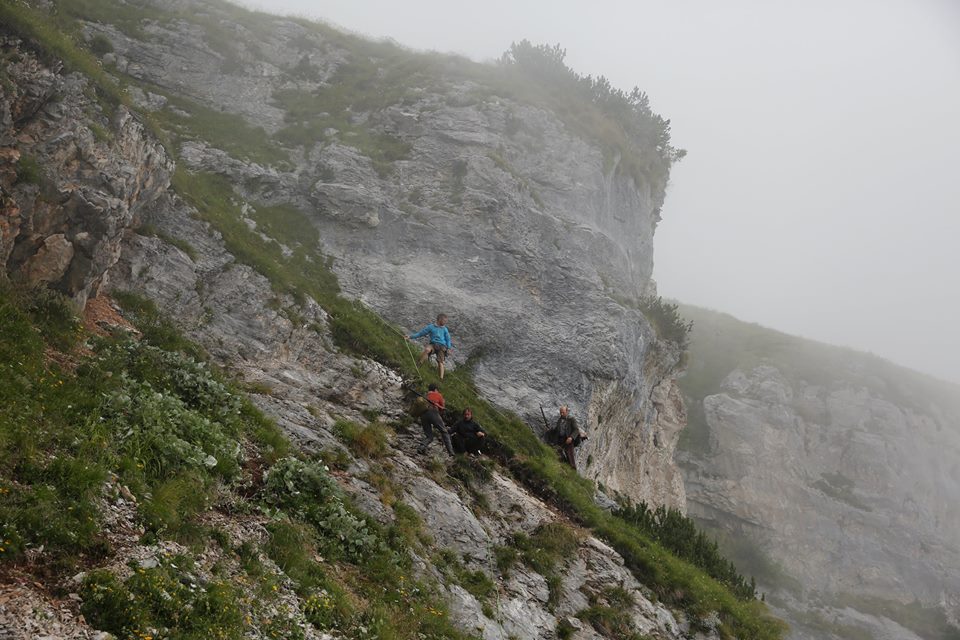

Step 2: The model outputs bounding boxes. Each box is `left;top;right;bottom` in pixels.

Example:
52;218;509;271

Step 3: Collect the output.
409;396;430;418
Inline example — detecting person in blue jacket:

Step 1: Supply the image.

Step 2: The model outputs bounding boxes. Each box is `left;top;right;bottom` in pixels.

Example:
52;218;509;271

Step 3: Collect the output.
407;313;452;379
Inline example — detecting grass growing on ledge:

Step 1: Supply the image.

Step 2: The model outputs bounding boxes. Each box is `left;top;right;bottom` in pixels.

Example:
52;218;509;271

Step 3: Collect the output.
149;92;290;167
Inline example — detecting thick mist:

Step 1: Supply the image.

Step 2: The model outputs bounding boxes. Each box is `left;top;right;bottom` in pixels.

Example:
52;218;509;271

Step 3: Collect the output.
235;0;960;384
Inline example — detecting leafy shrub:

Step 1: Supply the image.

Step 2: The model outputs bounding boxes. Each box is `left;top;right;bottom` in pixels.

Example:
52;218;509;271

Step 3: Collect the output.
101;376;241;479
80;563;245;639
263;457;384;561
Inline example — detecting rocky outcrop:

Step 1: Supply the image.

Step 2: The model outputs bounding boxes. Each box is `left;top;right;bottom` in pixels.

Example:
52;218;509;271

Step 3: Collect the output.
680;363;960;639
0;36;171;307
79;1;686;509
103;150;714;640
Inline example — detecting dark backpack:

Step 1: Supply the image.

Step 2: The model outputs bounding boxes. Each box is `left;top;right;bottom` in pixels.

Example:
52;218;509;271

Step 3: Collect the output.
409;396;430;418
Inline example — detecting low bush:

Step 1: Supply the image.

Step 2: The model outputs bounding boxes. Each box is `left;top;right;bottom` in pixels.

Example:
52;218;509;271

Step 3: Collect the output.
577;605;645;640
334;419;388;459
263;457;384;562
14;153;43;185
80;562;245;640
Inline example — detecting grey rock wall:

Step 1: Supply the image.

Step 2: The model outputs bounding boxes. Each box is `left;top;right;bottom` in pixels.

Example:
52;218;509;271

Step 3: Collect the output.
82;1;686;508
681;364;960;638
0;36;171;307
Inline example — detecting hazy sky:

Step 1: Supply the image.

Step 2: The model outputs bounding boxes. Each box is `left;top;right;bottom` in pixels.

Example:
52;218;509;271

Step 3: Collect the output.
235;0;960;384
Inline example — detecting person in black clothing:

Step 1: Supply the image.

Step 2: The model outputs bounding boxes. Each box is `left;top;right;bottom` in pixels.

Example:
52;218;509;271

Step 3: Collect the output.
451;407;486;455
555;405;584;469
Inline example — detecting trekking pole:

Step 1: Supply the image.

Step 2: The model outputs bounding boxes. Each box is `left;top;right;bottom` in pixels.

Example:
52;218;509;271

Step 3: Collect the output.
539;404;550;432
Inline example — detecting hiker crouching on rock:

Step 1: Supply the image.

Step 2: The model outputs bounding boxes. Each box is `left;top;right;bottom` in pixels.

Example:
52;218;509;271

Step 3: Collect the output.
418;383;454;456
451;407;486;455
407;313;452;379
556;405;585;470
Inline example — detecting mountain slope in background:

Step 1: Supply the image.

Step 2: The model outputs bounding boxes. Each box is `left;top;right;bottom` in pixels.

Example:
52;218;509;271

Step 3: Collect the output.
676;303;960;640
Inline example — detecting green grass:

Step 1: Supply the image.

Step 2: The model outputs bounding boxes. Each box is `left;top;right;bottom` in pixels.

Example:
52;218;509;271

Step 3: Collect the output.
81;561;246;640
0;284;267;563
14;153;43;185
433;548;497;606
0;282;481;640
272;84;413;177
138;223;198;261
577;605;647;639
149;92;290;167
0;1;129;111
333;419;389;459
616;502;756;599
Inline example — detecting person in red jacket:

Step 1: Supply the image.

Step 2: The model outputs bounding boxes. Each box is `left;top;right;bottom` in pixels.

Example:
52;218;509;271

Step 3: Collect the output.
418;384;453;456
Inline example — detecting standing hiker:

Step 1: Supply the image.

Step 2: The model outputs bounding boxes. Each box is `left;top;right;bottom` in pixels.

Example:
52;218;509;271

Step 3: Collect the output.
555;405;585;470
417;383;454;456
451;407;486;455
408;313;452;379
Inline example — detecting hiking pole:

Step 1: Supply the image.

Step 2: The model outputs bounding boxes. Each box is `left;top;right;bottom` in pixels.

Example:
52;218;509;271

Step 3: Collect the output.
539;404;550;432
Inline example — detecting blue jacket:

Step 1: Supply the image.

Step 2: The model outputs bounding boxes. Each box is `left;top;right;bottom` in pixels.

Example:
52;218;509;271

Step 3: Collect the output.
410;323;452;348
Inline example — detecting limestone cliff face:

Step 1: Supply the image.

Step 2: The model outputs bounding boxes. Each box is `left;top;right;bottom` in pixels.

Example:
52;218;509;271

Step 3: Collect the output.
0;36;171;307
0;8;703;640
677;305;960;640
78;0;687;509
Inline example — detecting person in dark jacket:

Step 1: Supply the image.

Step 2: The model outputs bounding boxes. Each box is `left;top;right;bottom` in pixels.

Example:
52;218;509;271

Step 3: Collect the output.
555;405;584;469
451;407;486;455
418;384;454;456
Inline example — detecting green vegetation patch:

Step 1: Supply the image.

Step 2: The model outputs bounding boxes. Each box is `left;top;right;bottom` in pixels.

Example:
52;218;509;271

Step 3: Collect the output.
0;1;130;113
14;153;43;186
0;282;479;639
434;548;497;607
81;560;245;640
333;419;389;459
616;502;756;599
577;605;647;640
150;93;289;167
138;223;198;261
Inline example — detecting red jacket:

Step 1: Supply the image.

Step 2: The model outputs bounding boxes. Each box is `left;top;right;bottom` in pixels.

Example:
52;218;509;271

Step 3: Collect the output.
426;390;445;411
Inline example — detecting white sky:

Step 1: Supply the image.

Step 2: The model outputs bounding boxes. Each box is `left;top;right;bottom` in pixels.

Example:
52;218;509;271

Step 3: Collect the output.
235;0;960;384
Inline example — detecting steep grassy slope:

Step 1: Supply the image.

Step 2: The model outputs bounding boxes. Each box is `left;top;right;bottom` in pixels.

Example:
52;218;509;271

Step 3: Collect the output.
0;283;482;639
